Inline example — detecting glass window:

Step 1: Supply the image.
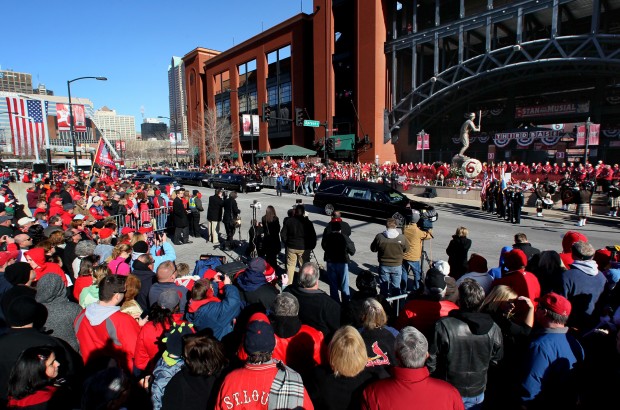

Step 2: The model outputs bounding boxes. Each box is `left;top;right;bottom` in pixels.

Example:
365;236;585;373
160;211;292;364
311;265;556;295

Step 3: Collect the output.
279;82;291;104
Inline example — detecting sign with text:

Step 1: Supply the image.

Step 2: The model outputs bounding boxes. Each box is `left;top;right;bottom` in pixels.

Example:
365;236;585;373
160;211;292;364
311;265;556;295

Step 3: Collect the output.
515;102;590;119
251;115;260;136
416;133;429;150
575;123;600;146
303;120;321;128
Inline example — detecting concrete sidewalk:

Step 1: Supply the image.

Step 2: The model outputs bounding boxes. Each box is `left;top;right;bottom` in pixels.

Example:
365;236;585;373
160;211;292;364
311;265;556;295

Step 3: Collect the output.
407;192;620;227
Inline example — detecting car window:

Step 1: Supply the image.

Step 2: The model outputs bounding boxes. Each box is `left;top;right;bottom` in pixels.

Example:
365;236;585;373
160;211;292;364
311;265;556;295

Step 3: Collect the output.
322;183;347;195
385;190;407;203
347;188;368;199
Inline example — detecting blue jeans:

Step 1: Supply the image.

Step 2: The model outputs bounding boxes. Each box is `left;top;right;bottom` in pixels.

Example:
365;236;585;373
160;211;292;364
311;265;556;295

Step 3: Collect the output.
379;265;402;297
402;260;421;292
326;262;350;303
462;392;484;410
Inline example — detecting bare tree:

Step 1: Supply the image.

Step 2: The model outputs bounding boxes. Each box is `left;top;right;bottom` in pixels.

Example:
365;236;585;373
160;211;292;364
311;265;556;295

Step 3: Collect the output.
199;106;233;165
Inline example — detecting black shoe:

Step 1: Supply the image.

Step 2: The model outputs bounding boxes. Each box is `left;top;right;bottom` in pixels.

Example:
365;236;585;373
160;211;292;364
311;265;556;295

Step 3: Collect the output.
184;241;193;245
173;242;182;246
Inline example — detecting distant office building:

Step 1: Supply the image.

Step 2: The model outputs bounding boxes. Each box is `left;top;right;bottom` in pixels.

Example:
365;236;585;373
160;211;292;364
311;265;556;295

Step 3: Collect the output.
94;106;137;140
0;70;32;94
141;121;168;140
167;57;187;140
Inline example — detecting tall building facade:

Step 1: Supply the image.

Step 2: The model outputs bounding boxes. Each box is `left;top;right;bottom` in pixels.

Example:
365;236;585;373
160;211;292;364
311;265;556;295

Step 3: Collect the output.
93;107;137;141
183;0;620;166
0;70;32;94
167;57;188;140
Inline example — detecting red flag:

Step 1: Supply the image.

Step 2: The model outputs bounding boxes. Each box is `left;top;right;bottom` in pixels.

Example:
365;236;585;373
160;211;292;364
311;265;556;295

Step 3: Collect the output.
94;139;117;170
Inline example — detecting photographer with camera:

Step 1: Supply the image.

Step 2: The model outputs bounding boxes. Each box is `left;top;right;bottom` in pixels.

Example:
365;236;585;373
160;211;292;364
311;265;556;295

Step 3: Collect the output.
402;210;433;294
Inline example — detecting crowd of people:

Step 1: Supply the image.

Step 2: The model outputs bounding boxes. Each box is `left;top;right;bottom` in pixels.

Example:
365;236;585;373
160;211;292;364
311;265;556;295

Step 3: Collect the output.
0;161;618;409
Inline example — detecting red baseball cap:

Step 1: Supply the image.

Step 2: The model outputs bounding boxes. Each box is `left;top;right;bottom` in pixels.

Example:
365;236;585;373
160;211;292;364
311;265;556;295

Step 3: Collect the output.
121;227;136;235
0;250;20;266
539;292;572;317
99;228;115;239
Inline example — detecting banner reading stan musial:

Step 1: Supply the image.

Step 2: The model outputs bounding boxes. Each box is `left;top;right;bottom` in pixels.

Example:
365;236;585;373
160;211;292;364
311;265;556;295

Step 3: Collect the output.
515;102;589;119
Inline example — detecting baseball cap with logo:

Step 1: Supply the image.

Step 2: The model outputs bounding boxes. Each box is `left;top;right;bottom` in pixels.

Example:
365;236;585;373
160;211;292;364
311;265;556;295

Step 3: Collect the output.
539;292;572;316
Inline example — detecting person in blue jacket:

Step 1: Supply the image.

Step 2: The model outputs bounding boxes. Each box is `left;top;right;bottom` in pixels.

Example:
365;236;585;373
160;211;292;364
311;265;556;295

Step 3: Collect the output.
185;274;241;341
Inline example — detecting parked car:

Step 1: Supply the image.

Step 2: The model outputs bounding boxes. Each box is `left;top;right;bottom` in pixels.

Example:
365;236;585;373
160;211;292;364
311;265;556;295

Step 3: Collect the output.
202;173;262;193
146;174;181;187
312;179;438;227
174;171;208;186
130;171;152;182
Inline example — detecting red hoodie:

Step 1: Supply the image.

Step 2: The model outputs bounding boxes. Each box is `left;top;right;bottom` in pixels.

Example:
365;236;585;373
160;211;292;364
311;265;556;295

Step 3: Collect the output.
25;248;67;286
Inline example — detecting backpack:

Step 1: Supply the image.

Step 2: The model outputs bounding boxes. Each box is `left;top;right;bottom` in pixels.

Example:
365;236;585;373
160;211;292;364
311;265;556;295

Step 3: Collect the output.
192;256;224;277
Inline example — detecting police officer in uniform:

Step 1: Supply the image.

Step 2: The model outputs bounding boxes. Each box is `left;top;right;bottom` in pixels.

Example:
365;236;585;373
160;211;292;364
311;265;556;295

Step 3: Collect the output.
188;190;204;238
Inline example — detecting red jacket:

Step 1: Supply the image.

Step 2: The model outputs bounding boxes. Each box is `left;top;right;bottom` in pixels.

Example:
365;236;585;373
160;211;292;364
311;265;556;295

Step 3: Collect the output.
134;313;187;372
74;304;140;372
361;367;464;410
25;248;67;286
395;299;458;337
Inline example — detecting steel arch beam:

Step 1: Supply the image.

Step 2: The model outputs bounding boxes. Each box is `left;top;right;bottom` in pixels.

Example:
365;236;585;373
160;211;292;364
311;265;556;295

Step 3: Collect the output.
386;35;620;140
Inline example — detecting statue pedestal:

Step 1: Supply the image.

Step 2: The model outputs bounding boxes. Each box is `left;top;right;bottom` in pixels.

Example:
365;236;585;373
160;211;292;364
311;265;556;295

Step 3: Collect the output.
452;155;482;178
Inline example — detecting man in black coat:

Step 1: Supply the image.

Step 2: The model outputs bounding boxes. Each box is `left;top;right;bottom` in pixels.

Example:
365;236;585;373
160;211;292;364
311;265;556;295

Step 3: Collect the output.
321;221;356;303
512;233;540;261
172;188;192;245
131;253;157;312
284;261;341;341
222;191;240;250
206;189;224;243
280;205;315;285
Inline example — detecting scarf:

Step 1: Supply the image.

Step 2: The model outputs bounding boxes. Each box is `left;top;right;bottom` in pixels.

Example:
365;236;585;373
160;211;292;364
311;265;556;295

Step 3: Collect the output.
268;360;305;410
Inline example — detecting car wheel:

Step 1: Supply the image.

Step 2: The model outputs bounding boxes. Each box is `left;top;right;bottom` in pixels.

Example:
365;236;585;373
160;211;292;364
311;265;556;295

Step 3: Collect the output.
392;212;405;227
325;203;335;216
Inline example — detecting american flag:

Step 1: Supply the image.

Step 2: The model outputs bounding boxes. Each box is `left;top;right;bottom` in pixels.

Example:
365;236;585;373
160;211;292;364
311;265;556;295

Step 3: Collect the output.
5;97;48;157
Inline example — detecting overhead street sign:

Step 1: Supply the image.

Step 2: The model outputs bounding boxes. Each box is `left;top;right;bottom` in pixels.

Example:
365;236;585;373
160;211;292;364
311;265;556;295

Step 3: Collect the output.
303;120;321;127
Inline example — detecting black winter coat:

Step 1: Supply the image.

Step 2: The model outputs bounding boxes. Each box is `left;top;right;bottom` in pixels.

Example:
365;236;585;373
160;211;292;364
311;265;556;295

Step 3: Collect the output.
321;231;355;263
222;197;239;223
206;194;224;221
280;215;306;250
446;235;472;279
172;197;188;228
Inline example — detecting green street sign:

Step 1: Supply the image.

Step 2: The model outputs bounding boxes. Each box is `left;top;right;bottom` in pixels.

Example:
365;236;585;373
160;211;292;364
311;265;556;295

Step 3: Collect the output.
303;119;321;127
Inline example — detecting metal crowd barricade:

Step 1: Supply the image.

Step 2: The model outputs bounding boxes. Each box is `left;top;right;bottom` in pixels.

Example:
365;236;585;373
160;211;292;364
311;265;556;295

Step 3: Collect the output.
107;207;169;234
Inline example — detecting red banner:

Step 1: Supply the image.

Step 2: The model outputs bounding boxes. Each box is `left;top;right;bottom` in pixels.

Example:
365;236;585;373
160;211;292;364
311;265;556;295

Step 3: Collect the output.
416;133;429;150
94;139;117;170
115;141;126;151
56;103;87;132
575;123;600;146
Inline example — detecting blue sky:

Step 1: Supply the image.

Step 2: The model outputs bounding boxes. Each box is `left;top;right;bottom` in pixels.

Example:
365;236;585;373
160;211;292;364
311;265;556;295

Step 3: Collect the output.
2;0;314;131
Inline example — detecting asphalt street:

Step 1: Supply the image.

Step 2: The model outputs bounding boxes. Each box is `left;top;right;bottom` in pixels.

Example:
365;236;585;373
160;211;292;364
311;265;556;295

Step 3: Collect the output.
173;185;620;292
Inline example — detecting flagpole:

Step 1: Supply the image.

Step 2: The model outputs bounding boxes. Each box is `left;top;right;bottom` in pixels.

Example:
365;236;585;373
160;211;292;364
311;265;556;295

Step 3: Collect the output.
85;139;102;197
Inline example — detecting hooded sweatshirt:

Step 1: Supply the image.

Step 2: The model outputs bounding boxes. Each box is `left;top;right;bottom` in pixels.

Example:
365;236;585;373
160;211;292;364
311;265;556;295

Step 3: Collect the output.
36;273;82;351
25;248;68;286
488;246;512;280
370;228;409;266
74;301;141;372
560;259;607;326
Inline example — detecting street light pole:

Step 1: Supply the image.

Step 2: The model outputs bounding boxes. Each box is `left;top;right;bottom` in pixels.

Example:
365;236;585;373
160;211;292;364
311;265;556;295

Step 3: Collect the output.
158;116;178;167
583;117;591;166
67;76;107;171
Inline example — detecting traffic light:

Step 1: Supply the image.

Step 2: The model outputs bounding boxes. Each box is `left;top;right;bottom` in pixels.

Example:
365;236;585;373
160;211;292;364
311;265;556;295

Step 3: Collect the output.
262;103;271;122
295;108;304;126
326;138;335;154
